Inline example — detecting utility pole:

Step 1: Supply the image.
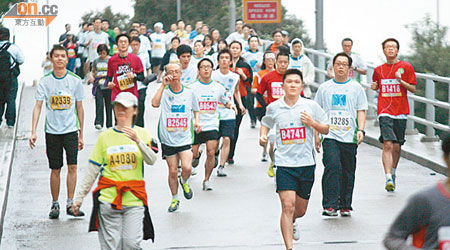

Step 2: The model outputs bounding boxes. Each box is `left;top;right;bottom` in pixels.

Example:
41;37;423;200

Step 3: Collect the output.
315;0;324;50
229;0;236;34
177;0;181;20
436;0;440;27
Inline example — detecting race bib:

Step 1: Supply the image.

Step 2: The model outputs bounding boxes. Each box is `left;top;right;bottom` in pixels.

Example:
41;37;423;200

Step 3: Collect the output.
329;110;351;130
380;79;402;97
153;44;162;49
107;145;139;171
50;95;72;110
68;49;76;58
271;82;284;99
280;127;306;145
166;116;188;132
199;100;217;114
117;74;135;91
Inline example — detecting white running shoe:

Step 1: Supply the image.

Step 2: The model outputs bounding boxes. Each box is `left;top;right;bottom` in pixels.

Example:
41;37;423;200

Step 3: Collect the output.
202;180;213;191
293;221;300;241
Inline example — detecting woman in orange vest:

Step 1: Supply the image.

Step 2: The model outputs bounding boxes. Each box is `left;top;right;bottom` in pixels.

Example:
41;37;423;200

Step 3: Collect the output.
71;92;158;249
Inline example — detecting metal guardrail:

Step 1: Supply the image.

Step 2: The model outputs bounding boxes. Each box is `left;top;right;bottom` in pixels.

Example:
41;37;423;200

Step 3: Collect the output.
304;48;450;141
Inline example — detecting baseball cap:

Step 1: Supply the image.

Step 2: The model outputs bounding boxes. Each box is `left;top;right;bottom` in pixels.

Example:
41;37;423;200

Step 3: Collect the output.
112;92;138;107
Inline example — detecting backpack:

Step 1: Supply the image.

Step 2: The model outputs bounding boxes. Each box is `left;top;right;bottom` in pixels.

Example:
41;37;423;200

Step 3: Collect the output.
0;42;12;82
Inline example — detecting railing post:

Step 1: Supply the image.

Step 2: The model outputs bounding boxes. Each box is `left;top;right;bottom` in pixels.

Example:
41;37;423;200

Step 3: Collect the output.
406;97;418;135
365;67;377;120
317;53;326;84
421;78;439;142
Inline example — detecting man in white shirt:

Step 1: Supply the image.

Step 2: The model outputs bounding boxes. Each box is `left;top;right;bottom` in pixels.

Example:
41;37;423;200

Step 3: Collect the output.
176;45;198;86
327;38;367;83
85;18;110;64
225;19;244;44
149;22;167;75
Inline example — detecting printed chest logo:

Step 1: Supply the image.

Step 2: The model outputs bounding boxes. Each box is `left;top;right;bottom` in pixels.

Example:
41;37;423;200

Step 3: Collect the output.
171;104;186;113
331;94;347;109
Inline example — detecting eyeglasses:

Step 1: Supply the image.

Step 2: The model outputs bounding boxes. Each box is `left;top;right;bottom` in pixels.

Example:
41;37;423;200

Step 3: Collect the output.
199;65;212;69
384;45;397;49
335;63;349;67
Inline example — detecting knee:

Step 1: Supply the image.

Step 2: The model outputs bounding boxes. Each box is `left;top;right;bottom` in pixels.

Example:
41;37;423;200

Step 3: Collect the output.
281;202;295;216
67;165;77;174
383;141;393;151
393;144;401;153
206;147;216;158
51;169;61;176
295;207;307;218
168;167;178;177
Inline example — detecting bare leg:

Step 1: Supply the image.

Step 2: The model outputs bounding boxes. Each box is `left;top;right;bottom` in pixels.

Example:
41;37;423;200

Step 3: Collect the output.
165;155;179;195
192;144;200;159
178;150;192;181
204;140;218;181
219;137;231;166
269;142;275;162
66;164;77;199
382;141;394;174
50;169;61;202
392;143;401;169
279;190;296;250
293;195;309;220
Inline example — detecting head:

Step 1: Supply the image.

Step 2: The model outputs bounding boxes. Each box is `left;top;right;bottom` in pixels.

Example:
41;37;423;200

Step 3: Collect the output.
332;52;353;80
217;39;228;51
248;36;260;51
112;92;138;126
66;34;75;43
193;40;205;56
88;23;94;32
65;23;71;32
154;22;163;33
195;21;203;30
197;58;214;80
242;24;251;37
186;24;193;33
97;44;109;59
276;53;290;74
130;36;141;54
382;38;400;60
93;18;102;31
50;44;69;69
171;37;181;50
113;27;120;36
116;34;130;53
442;133;450;171
282;69;304;97
291;38;304;56
235;19;244;32
128;28;139;37
262;51;276;70
170;23;177;32
275;45;290;56
81;22;88;31
281;30;289;44
0;28;10;41
177;19;185;30
341;38;353;55
101;19;110;32
203;35;212;46
272;30;283;44
139;24;147;35
177;44;192;68
132;22;140;30
229;41;242;59
164;63;182;84
211;29;220;42
201;25;209;35
218;48;232;69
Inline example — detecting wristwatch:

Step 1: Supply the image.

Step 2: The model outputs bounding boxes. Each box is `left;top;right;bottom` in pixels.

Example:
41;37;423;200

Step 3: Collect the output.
358;129;365;135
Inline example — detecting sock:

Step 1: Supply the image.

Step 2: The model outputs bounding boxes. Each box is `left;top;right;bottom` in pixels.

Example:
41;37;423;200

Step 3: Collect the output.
180;177;188;184
172;194;179;200
67;198;73;207
219;165;224;168
386;173;392;180
391;168;396;176
52;200;59;205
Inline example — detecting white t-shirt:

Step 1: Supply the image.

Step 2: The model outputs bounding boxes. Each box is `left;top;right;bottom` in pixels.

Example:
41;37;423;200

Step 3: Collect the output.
158;85;199;147
212;70;240;120
35;71;85;134
137;51;151;90
314;78;368;143
87;31;110;62
181;64;198;87
262;97;328;167
190;79;228;132
149;32;167;58
139;35;152;53
288;55;305;70
226;32;244;44
189;54;212;68
327;52;367;81
192;34;205;43
242;50;263;73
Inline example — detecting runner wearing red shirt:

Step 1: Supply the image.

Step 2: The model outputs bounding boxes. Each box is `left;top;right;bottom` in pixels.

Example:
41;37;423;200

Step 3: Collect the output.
371;38;417;192
106;34;144;101
256;52;289;108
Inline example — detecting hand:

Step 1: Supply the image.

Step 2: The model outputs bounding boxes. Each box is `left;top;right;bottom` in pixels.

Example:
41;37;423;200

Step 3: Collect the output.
126;72;135;79
162;74;173;86
236;68;245;77
395;71;402;82
239;105;246;115
194;123;202;134
107;82;115;89
122;126;140;143
29;133;37;149
78;136;84;151
370;82;378;90
301;112;315;127
314;135;321;153
259;134;268;146
256;63;262;69
231;105;238;115
356;130;364;145
71;201;82;216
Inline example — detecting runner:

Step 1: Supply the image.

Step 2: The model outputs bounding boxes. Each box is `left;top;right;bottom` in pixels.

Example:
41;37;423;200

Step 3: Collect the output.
106;34;145;101
71;92;158;249
314;52;368;217
203;35;215;56
227;41;252;164
191;58;237;191
29;44;85;219
266;30;286;53
259;68;329;249
288;38;315;98
190;40;210;67
327;38;367;83
211;39;228;68
130;36;152;127
149;22;167;75
177;44;198;86
75;22;89;78
152;63;200;212
85;18;110;65
91;44;112;130
101;19;116;56
371;38;417;192
212;49;245;177
225;19;244;44
174;19;189;45
251;51;275;164
159;37;181;80
242;35;264;74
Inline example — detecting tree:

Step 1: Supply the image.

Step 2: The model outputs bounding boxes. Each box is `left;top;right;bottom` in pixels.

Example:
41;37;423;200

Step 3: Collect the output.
79;6;130;31
0;0;20;18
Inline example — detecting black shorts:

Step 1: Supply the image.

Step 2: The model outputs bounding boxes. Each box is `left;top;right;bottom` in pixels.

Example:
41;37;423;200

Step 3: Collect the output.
219;120;236;139
161;143;192;159
193;130;220;145
378;116;407;145
45;131;79;169
276;165;316;200
150;57;162;67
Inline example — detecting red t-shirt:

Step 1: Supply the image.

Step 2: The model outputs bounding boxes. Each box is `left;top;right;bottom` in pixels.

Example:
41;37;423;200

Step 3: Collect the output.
372;61;417;116
257;70;284;104
107;53;144;101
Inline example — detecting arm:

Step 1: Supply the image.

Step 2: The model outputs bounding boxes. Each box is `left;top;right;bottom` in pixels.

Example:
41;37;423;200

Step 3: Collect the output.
314;129;321;153
396;72;416;93
356;110;366;145
137;139;157;165
256;92;267;109
354;66;367;75
29;100;43;149
151;81;166;108
193;110;201;133
71;162;101;215
301;112;329;135
259;124;270;146
76;101;84;150
233;83;246;114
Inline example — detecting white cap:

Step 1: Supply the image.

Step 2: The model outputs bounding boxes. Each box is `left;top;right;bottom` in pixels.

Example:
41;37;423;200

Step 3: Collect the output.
154;22;163;29
112;92;138;108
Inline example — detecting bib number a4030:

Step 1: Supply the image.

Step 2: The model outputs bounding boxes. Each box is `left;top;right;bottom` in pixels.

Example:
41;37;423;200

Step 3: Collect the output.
108;152;138;171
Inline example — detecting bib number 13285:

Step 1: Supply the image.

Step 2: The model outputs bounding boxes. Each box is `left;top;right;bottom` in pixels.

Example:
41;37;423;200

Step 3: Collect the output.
280;127;306;145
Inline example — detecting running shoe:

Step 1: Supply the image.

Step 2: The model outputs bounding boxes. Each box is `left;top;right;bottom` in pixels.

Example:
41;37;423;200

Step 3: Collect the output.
192;150;202;168
227;158;234;165
385;179;395;192
179;176;193;200
67;205;85;217
217;166;227;177
392;174;396;186
322;207;338;217
293;221;300;241
167;198;180;212
340;208;351;217
191;167;197;176
49;203;60;219
261;152;268;162
268;163;275;177
95;124;102;130
202;180;213;191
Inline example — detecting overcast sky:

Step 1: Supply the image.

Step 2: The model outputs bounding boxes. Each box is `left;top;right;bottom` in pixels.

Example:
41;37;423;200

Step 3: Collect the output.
2;0;449;84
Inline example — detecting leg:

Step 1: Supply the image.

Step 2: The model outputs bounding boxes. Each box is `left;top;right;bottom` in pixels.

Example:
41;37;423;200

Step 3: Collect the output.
192;144;200;159
293;195;309;220
122;205;145;250
246;91;257;124
219;137;231;166
321;139;341;210
178;150;193;181
392;143;401;168
66;164;77;199
103;89;113;128
50;169;61;202
382;141;394;174
95;87;105;127
204;140;218;181
269;142;275;162
278;190;296;250
0;102;5;125
165;155;179;196
5;78;18;126
64;131;79;200
339;143;357;210
98;201;123;250
228;104;243;161
136;88;147;127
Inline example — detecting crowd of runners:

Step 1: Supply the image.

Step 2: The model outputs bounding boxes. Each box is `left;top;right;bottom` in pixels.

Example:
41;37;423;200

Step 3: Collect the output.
1;15;444;250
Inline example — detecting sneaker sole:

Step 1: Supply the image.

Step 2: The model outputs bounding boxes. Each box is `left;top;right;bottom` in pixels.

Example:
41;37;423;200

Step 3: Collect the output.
385;183;395;192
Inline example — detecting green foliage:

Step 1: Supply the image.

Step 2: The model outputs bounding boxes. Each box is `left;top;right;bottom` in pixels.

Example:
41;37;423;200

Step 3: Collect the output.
0;0;20;18
79;6;130;31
